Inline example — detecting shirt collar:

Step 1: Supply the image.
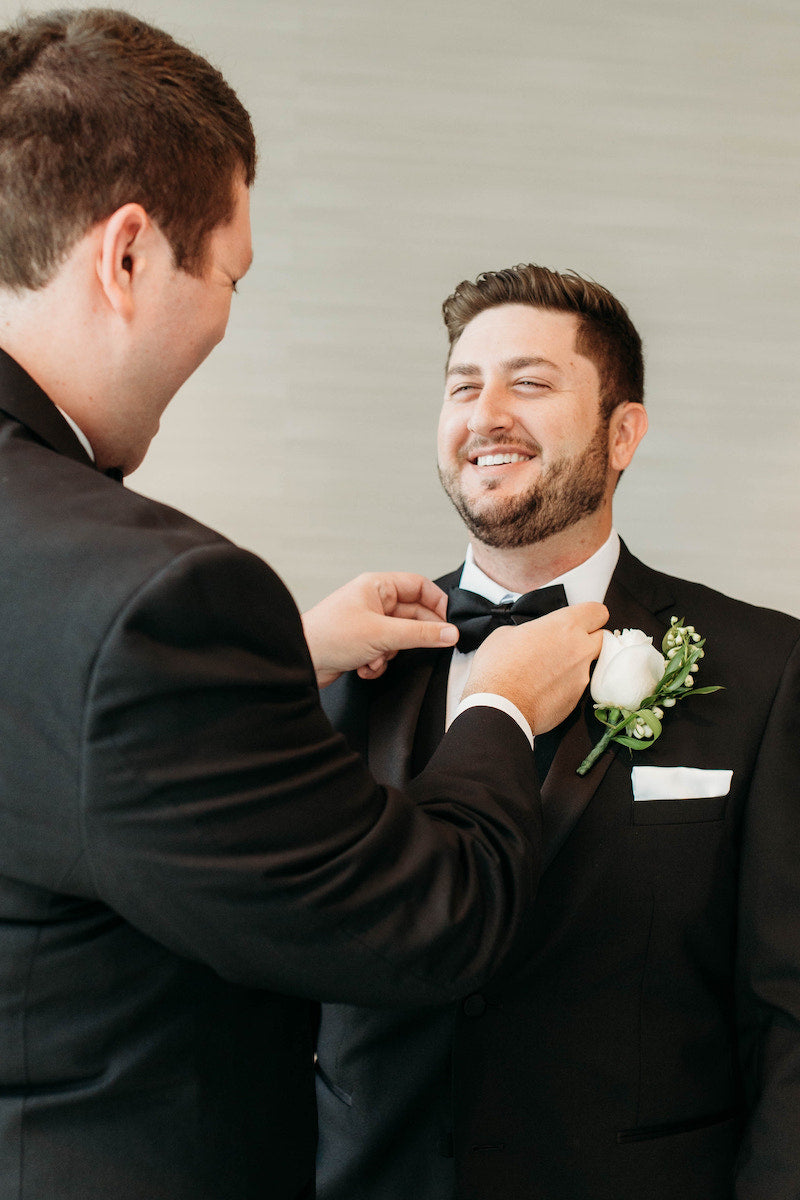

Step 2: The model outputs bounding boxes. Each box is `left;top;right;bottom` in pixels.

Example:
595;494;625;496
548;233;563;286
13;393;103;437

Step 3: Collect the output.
458;530;620;605
55;406;95;462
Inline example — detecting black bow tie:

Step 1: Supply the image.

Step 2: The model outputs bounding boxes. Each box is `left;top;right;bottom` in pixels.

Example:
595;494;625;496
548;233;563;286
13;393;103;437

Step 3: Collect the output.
447;584;568;652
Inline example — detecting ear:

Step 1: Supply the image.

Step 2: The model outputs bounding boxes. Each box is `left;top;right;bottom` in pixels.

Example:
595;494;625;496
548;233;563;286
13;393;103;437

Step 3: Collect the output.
608;402;648;472
96;204;153;322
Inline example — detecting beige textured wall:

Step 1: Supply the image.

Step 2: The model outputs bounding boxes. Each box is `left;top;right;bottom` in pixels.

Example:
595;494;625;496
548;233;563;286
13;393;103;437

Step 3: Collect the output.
5;0;799;615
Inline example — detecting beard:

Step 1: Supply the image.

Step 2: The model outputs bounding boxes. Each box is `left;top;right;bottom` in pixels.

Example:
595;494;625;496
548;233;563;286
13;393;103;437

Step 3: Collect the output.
438;418;611;550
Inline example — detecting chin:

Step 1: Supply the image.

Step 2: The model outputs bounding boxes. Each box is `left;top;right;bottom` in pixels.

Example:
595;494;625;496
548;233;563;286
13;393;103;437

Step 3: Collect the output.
468;485;526;513
117;444;149;477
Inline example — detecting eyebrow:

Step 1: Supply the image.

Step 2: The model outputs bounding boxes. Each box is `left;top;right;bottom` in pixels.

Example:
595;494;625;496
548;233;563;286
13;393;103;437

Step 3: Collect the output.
446;356;561;379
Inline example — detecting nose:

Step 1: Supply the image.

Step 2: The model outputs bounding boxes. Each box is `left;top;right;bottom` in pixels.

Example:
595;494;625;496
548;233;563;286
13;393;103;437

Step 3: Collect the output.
467;382;514;437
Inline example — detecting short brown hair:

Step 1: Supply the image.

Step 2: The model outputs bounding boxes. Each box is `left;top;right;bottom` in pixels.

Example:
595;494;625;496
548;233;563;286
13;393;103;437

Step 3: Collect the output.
443;264;644;414
0;8;257;290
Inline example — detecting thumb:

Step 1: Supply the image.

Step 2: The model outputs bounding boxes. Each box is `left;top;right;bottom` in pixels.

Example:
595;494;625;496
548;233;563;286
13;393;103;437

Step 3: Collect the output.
374;614;460;654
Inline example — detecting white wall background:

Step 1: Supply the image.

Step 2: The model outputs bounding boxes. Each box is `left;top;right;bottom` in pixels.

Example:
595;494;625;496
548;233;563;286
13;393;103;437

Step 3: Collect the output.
5;0;798;614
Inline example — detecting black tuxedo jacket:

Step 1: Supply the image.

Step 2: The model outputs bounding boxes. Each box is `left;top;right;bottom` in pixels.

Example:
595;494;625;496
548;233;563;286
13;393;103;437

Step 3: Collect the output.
317;548;800;1200
0;349;544;1200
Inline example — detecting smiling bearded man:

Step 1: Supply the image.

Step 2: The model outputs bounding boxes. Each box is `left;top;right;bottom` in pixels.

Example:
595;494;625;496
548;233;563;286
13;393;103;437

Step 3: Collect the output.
315;263;800;1200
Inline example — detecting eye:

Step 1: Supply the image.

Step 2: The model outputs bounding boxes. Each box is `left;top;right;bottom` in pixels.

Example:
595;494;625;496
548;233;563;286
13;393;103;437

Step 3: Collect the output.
449;382;480;397
513;379;552;395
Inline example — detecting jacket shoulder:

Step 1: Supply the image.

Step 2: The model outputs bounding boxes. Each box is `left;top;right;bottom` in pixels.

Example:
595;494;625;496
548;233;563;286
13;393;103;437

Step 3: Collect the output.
617;545;800;696
619;544;800;639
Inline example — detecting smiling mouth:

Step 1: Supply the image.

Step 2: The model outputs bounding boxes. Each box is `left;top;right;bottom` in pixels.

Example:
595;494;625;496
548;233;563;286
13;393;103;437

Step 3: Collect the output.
473;452;533;467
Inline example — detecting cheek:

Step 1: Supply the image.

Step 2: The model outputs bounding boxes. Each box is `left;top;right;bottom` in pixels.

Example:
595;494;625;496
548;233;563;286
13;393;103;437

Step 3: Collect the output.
197;300;232;360
435;415;448;463
216;293;234;340
538;414;582;453
437;408;466;460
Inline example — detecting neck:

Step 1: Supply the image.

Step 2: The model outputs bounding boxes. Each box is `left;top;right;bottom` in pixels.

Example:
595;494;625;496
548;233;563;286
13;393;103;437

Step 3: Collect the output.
0;274;98;414
0;251;118;469
470;512;613;593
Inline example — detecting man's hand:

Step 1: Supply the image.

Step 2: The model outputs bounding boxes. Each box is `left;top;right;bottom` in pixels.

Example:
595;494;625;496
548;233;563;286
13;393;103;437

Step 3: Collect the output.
302;572;459;688
462;602;608;735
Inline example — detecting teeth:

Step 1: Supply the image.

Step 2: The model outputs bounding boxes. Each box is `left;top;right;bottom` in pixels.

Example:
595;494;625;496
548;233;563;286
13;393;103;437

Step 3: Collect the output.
475;453;531;467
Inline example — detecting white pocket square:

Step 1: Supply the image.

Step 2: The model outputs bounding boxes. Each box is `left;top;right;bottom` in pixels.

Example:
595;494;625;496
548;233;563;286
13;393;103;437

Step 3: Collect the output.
631;766;733;802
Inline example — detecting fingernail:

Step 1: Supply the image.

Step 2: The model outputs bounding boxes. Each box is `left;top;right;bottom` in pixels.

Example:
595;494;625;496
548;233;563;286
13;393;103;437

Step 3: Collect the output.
439;624;459;645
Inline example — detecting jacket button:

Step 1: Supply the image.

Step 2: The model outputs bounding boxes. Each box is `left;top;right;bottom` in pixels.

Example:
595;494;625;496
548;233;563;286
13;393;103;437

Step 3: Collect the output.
462;993;486;1017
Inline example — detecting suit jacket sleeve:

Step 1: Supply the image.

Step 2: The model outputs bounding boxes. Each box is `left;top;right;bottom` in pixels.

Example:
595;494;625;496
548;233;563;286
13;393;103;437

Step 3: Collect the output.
736;629;800;1197
77;541;539;1007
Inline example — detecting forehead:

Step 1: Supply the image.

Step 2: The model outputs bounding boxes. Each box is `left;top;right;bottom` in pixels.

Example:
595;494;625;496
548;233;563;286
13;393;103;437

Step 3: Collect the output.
449;304;585;371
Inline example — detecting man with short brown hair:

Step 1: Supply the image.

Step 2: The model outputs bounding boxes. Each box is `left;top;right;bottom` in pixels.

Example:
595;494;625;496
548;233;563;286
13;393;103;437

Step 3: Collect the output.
0;7;256;291
317;263;800;1200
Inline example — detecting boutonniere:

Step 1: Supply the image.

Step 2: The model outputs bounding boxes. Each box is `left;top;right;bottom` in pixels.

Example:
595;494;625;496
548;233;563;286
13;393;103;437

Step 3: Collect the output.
577;618;722;776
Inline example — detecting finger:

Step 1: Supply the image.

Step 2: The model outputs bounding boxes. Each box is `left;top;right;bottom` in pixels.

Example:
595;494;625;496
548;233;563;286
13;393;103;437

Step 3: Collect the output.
390;602;450;623
588;629;605;660
534;601;607;629
566;601;609;631
357;659;388;680
357;649;396;677
372;613;459;653
376;574;449;622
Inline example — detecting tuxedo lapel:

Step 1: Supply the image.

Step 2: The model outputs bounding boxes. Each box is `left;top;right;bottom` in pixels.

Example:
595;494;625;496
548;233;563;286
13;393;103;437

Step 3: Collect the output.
540;698;614;869
0;347;93;467
540;544;677;869
367;567;463;788
368;650;440;788
605;542;677;634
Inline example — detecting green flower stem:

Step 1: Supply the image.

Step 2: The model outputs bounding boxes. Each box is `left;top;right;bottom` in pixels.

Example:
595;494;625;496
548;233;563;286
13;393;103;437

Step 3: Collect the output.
577;715;629;776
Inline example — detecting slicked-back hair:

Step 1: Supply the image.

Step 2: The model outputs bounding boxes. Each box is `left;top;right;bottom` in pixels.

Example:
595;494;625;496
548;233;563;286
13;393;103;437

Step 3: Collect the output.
0;7;257;290
443;264;644;415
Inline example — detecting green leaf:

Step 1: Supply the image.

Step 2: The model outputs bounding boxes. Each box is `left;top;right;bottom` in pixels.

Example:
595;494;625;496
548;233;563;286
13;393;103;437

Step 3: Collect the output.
614;734;656;750
663;677;687;694
661;655;687;683
636;710;663;738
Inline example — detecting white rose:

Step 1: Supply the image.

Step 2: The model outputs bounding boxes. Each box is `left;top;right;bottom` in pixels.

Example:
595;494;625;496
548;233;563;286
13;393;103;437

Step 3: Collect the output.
590;628;667;711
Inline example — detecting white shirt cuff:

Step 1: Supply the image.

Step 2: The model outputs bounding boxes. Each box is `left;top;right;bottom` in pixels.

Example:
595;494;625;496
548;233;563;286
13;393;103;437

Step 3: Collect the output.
452;693;534;750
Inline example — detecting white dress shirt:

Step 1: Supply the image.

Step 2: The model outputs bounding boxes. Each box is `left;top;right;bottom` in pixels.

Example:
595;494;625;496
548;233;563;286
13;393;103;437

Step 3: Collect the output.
449;531;621;745
56;406;95;461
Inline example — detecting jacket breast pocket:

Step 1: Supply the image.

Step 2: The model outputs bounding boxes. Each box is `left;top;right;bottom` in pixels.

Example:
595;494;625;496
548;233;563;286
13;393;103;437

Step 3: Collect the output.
630;766;732;825
632;795;728;825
